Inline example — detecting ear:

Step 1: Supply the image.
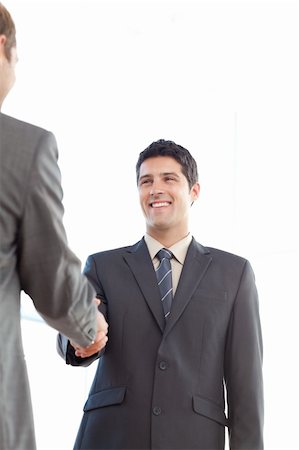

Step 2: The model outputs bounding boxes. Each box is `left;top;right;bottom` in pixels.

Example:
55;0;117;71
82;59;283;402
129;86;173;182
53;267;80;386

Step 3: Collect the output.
0;35;7;57
190;182;200;202
0;35;7;45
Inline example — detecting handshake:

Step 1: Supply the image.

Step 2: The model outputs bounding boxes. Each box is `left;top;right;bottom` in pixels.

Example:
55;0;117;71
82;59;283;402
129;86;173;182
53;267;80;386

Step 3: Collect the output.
70;298;108;359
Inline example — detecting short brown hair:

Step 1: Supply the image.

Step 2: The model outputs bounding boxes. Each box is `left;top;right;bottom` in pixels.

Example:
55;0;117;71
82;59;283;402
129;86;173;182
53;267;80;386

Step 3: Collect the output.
0;3;16;60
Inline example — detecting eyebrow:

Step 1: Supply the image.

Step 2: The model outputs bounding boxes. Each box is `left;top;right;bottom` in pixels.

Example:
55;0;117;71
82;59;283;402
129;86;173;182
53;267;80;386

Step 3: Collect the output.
162;172;180;178
139;172;181;181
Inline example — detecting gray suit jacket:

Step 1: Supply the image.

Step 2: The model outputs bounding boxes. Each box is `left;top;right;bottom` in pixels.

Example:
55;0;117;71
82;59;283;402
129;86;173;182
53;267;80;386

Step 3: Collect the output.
58;238;264;450
0;112;98;450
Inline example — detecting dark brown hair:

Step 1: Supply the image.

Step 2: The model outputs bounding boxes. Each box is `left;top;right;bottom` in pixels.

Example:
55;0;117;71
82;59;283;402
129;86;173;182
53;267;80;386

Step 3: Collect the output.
136;139;198;190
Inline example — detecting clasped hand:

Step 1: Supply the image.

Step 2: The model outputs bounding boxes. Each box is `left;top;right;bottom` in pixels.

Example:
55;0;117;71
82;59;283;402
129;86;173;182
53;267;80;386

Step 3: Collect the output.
70;298;108;358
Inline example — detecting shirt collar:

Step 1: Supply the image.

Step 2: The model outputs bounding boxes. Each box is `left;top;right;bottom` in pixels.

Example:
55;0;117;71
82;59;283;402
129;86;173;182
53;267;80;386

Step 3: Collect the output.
144;233;192;265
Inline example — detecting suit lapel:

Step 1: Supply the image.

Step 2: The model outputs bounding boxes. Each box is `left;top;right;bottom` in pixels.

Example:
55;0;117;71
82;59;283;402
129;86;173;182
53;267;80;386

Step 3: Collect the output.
123;239;165;332
164;238;212;336
123;238;212;335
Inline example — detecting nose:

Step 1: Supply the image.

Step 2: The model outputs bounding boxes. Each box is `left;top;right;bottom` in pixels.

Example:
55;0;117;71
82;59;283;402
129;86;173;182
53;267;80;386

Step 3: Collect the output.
149;180;164;196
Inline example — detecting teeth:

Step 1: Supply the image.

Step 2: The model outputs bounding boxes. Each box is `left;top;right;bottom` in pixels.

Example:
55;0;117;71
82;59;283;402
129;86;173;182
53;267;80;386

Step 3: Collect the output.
152;202;170;208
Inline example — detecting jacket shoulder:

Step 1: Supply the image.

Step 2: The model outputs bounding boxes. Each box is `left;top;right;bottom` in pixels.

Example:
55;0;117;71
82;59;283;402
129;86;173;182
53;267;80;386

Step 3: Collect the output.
88;242;139;262
0;112;57;166
205;246;247;263
194;240;249;272
0;112;50;136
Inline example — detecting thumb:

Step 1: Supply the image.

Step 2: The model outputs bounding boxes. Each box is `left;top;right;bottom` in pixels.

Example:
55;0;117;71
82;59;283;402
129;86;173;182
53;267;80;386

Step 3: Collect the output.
94;297;101;307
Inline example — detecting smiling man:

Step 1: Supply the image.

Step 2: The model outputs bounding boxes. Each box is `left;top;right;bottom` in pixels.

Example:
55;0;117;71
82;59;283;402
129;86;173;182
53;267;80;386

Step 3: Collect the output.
138;153;199;247
58;139;264;450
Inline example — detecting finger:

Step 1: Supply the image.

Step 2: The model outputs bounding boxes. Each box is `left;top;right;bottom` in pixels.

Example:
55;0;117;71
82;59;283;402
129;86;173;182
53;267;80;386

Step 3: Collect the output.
94;330;108;342
94;298;101;306
76;336;108;358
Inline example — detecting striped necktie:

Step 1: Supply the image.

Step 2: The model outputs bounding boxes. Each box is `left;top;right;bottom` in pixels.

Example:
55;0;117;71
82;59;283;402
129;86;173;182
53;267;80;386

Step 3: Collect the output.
155;248;173;320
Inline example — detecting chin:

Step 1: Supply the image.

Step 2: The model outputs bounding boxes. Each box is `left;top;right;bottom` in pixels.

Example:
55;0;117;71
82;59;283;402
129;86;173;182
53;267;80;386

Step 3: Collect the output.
151;222;172;231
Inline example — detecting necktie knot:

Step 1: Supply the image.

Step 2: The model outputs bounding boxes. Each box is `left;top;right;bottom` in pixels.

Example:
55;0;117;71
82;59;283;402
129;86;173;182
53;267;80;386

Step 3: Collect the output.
156;248;173;262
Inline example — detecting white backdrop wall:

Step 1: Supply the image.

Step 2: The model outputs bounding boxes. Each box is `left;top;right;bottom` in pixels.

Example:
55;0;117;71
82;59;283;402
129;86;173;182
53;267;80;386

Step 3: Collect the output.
2;0;298;449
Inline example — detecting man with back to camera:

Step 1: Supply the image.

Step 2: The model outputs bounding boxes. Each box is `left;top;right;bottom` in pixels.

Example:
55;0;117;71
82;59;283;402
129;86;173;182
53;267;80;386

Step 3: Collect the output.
58;139;264;449
0;3;108;449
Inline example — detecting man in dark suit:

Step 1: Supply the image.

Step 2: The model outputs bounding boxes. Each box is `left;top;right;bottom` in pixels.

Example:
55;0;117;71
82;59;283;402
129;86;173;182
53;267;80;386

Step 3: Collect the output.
0;4;108;450
58;139;264;449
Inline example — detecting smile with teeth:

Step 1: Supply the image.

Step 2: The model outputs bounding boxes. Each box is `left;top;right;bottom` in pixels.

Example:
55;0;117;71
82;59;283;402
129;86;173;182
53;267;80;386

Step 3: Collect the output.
150;201;171;208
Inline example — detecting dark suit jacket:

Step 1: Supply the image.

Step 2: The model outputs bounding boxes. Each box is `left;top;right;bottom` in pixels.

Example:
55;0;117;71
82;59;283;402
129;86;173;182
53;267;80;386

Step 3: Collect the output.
0;112;97;450
58;237;264;450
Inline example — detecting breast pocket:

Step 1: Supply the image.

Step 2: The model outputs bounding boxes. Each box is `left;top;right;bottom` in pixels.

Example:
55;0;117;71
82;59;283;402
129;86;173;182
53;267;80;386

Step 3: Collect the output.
194;288;228;303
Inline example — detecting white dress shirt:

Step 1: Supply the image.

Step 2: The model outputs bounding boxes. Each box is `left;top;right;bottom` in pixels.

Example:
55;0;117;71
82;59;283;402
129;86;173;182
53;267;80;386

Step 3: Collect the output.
144;233;193;295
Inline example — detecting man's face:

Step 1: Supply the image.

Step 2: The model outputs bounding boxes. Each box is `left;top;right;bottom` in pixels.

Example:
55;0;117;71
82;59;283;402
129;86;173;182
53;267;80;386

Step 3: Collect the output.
0;40;18;105
138;156;200;237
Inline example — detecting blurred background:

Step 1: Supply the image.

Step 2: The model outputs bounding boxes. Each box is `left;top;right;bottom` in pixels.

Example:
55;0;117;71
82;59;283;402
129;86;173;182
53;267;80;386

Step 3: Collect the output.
2;0;298;448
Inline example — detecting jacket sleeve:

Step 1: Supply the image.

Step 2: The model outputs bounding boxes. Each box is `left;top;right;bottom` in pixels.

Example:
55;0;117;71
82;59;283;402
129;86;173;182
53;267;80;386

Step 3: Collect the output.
57;254;107;366
224;260;264;449
18;131;97;347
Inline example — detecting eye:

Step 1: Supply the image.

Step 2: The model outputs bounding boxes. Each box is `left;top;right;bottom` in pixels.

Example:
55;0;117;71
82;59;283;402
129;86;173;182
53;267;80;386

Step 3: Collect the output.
140;178;152;186
165;176;175;182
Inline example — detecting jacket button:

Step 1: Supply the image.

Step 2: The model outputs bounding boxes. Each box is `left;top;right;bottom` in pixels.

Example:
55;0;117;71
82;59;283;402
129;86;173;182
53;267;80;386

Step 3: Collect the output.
159;361;167;370
153;406;162;416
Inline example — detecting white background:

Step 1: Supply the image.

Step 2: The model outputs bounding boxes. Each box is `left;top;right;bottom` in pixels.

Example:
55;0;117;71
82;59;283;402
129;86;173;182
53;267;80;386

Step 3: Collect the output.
2;0;299;449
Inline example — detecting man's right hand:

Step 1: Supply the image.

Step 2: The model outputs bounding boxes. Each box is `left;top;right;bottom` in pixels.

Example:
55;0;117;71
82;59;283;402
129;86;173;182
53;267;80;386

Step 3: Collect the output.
70;298;108;358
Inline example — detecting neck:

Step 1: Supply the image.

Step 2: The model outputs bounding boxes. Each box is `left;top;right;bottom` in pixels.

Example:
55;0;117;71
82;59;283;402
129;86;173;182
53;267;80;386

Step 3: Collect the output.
146;228;189;248
0;92;5;109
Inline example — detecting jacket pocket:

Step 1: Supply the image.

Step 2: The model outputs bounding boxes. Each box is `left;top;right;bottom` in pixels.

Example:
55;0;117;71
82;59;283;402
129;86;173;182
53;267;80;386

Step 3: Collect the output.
195;288;228;303
193;395;228;427
83;386;126;412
